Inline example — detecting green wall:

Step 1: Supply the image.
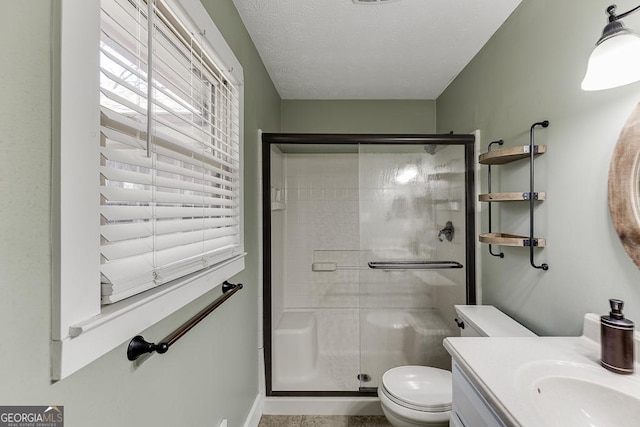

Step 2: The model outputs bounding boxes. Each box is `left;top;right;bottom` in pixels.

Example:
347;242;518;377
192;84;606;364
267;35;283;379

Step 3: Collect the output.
281;100;437;133
0;1;280;426
437;0;640;335
6;0;640;423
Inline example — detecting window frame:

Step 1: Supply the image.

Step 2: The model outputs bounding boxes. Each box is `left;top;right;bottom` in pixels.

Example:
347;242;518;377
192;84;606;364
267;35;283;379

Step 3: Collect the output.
52;0;244;380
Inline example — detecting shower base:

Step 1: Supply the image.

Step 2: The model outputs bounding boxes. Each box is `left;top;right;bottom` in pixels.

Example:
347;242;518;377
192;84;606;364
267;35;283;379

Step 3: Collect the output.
271;308;453;392
273;352;361;391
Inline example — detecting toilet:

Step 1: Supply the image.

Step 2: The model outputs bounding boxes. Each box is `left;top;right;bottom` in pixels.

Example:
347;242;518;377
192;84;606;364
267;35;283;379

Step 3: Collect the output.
378;305;536;427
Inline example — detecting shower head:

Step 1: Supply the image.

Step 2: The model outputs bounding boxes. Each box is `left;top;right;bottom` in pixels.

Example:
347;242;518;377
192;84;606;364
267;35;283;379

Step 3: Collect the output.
424;145;437;155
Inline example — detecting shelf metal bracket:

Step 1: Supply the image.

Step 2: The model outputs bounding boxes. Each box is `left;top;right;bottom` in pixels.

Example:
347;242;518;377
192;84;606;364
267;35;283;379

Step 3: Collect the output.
487;140;505;258
529;121;549;271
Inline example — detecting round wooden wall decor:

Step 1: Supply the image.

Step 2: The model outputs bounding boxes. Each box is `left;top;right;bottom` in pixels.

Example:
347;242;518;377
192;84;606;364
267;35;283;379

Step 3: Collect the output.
609;102;640;268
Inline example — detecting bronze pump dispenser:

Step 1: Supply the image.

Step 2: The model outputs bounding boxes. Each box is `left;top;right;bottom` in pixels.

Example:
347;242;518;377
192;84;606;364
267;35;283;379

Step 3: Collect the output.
601;299;635;374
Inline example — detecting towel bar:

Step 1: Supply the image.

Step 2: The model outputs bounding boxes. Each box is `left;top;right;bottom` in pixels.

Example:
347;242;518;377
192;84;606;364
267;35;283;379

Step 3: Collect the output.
367;261;463;270
127;281;243;361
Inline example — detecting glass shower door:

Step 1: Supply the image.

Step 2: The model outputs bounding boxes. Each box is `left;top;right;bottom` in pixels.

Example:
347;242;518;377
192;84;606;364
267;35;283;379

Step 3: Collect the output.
357;143;467;390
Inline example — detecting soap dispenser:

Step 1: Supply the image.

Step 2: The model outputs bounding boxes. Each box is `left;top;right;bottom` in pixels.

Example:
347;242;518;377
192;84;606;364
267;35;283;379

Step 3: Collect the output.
601;299;635;374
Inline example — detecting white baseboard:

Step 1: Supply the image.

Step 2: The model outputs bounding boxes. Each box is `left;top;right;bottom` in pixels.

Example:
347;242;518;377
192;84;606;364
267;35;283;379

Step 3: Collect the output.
242;394;264;427
262;396;383;416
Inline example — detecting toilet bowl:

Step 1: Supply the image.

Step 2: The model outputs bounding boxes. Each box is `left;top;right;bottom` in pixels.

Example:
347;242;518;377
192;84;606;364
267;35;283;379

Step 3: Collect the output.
378;366;451;427
378;305;535;426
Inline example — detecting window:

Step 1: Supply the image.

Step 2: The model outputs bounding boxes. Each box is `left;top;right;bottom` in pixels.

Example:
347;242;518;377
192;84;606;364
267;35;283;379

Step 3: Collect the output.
99;0;242;303
53;0;244;380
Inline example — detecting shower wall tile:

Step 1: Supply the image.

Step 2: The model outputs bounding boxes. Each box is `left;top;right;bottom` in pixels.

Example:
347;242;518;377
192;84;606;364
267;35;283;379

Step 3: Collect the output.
283;153;361;311
278;148;466;314
359;270;434;308
313;250;360;266
298;187;310;201
310;188;324;202
270;146;286;327
432;145;468;327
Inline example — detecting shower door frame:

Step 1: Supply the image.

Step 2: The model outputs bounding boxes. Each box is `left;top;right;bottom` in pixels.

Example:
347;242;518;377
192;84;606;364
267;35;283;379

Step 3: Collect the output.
262;133;477;397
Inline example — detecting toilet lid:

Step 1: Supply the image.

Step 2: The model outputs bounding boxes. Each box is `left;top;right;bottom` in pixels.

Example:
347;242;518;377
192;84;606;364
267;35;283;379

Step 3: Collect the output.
381;366;452;412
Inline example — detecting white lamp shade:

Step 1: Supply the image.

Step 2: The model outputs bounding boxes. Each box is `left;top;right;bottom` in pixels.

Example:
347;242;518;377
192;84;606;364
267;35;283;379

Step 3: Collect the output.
581;32;640;91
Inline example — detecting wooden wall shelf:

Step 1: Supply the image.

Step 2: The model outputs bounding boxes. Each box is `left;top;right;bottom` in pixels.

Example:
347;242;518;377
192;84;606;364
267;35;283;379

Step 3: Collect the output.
478;192;546;202
478;121;550;270
479;233;546;248
479;145;546;165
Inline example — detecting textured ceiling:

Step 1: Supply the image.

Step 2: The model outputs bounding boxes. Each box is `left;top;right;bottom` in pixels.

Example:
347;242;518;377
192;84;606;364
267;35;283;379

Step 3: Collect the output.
231;0;522;100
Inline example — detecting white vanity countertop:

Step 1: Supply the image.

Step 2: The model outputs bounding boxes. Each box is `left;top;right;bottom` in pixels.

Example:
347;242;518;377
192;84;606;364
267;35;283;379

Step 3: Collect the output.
444;314;640;427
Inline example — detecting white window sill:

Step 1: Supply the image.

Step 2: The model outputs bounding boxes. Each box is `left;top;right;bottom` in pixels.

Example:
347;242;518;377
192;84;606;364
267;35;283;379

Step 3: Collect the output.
52;254;245;380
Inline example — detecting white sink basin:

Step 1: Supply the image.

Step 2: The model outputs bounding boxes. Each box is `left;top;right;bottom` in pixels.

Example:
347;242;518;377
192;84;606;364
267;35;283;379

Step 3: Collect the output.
516;360;640;427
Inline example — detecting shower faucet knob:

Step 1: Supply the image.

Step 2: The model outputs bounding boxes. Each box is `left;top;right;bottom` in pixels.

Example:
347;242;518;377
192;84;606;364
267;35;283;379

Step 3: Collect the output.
438;221;454;242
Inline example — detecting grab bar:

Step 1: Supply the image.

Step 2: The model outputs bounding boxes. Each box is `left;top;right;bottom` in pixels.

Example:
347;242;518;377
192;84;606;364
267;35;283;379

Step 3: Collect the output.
367;261;463;270
126;281;243;361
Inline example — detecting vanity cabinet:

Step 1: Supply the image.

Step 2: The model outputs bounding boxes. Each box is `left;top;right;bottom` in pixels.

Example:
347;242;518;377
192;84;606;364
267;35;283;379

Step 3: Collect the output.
451;361;506;427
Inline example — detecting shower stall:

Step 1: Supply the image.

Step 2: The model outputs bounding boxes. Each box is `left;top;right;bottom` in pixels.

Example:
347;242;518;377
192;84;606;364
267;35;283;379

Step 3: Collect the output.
262;133;476;396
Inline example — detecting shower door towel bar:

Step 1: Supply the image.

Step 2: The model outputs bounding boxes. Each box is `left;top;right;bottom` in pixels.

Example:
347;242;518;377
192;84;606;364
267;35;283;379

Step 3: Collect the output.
126;281;243;361
368;261;463;270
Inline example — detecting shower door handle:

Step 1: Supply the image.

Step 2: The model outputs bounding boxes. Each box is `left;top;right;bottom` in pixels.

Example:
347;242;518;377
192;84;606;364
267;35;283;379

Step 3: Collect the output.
367;261;463;270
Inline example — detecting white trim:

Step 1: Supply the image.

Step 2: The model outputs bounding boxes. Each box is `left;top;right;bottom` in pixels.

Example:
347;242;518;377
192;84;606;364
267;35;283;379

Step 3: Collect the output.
242;394;264;427
53;256;244;379
165;0;243;86
472;129;482;304
69;255;246;337
258;345;266;397
54;0;102;343
53;0;245;380
262;397;384;416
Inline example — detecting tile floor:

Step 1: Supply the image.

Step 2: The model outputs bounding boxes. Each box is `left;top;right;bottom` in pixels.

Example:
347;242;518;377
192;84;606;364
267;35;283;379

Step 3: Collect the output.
257;415;392;427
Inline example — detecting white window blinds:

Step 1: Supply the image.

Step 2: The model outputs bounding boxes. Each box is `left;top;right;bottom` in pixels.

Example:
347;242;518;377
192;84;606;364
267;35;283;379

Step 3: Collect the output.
99;0;242;304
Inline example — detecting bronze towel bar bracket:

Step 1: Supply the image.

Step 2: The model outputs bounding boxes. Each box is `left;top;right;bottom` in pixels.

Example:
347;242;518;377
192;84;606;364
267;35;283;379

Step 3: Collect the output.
127;281;243;361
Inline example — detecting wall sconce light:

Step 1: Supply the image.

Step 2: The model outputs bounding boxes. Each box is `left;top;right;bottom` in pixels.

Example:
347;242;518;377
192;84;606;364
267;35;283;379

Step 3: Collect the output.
582;4;640;91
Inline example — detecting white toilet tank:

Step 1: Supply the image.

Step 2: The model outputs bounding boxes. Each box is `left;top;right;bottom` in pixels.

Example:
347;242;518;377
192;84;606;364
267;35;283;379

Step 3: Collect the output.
454;305;536;337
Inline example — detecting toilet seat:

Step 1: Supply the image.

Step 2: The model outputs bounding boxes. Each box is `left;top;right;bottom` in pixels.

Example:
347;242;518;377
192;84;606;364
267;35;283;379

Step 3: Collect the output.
381;366;452;412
